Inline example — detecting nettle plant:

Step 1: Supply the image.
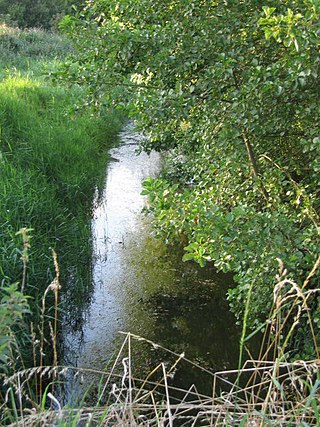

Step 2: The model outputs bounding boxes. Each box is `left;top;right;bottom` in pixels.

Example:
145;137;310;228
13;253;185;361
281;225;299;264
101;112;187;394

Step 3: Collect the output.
0;282;30;372
60;0;320;357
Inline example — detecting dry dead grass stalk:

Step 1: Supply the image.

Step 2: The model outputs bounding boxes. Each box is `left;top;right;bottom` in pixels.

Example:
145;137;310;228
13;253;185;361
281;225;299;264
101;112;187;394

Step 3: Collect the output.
3;333;319;426
3;261;320;426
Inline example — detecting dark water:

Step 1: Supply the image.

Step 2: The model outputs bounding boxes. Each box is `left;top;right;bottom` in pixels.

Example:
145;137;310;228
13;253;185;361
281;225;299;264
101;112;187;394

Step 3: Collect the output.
63;123;240;402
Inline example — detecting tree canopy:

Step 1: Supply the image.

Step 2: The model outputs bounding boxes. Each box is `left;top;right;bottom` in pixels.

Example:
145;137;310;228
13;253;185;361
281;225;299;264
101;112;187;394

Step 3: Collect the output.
60;0;320;358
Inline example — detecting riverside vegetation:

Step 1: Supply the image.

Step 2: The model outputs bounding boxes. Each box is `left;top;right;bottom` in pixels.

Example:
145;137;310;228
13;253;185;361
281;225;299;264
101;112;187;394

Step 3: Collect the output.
59;0;320;359
1;0;320;425
0;23;126;422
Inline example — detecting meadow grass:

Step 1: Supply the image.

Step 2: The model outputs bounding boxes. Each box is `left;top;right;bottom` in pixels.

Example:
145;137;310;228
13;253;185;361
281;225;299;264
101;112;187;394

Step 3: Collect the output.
0;23;72;75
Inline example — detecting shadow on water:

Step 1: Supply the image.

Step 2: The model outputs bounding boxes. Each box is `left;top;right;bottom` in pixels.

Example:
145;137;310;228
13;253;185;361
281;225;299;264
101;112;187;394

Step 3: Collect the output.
117;235;240;397
62;122;241;404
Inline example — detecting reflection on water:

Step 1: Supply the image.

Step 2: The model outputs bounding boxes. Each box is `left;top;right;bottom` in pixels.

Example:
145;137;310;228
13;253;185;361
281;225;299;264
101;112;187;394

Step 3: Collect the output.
63;122;240;402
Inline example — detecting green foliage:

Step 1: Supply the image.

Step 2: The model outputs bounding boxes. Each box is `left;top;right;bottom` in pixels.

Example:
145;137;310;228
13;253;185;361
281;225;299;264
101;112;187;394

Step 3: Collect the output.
59;0;319;357
0;0;85;29
0;283;30;370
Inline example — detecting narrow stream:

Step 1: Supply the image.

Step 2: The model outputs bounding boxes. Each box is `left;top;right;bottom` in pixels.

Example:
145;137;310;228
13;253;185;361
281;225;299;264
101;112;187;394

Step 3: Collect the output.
63;122;240;402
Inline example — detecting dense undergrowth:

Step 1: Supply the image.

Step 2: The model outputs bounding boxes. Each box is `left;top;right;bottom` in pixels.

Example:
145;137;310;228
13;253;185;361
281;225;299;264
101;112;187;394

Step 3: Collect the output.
0;23;126;394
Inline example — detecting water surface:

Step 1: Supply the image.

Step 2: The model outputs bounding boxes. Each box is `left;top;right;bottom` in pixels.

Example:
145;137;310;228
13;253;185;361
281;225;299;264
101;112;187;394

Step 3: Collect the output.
63;123;240;401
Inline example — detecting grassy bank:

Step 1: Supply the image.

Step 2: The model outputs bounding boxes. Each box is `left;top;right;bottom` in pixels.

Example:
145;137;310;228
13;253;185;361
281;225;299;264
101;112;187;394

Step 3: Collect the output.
0;24;126;386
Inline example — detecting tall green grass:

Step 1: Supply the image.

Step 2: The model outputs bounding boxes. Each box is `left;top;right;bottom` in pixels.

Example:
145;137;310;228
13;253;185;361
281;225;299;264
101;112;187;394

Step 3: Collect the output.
0;24;126;375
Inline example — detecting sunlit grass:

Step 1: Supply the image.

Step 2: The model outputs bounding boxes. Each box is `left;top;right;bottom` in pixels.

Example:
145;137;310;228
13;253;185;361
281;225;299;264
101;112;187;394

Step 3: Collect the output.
0;25;127;376
0;23;72;78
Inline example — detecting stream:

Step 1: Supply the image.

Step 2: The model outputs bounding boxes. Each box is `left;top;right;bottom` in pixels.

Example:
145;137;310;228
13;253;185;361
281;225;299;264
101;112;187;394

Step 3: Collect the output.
63;122;240;403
